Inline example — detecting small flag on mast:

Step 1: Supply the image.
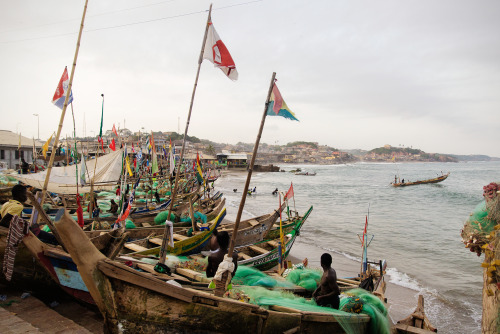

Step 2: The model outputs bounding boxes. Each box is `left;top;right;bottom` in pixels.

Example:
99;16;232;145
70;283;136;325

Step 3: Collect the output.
42;133;53;159
52;67;74;109
266;82;298;121
203;20;238;81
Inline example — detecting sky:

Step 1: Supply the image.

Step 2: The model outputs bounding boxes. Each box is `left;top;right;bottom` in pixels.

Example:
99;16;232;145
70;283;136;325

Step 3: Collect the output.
1;0;499;157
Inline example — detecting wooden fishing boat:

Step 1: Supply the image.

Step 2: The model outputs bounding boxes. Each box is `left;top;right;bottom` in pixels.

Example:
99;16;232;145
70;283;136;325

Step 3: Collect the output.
393;295;437;333
217;202;286;247
121;208;226;256
264;209;302;240
235;206;313;271
53;208;372;334
392;172;450;187
295;171;316;176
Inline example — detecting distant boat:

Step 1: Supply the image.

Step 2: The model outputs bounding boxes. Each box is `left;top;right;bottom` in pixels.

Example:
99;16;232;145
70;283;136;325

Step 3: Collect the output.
391;172;450;187
295;171;316;176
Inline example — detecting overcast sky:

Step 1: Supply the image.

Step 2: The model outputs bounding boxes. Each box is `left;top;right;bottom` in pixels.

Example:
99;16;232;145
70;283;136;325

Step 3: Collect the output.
1;0;499;157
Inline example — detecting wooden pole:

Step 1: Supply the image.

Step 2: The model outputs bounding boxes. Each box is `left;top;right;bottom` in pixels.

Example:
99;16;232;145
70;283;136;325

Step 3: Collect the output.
227;72;275;257
40;0;89;206
214;72;276;297
158;4;213;265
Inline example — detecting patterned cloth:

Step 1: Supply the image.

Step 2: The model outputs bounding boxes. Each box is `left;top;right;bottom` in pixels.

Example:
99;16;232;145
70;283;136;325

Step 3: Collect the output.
3;215;29;281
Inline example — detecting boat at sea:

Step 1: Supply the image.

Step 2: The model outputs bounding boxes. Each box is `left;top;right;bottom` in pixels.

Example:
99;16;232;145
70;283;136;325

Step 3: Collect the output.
391;172;450;187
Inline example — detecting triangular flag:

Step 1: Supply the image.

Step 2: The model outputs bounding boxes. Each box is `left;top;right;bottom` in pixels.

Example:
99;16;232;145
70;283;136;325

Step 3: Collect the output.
52;67;74;109
109;138;116;151
112;124;118;137
42;133;53;159
285;182;294;200
203;20;238;80
266;82;298;121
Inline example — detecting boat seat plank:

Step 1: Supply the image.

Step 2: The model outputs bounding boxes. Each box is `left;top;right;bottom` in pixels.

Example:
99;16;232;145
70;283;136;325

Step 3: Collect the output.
267;240;280;248
148;238;163;246
124;243;149;252
141;223;152;227
173;233;189;241
249;245;269;255
247;219;260;227
238;252;252;260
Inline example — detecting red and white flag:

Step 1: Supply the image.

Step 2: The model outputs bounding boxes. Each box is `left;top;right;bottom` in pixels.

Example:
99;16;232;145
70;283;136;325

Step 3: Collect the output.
203;20;238;80
285;182;294;200
52;67;73;109
112;124;118;137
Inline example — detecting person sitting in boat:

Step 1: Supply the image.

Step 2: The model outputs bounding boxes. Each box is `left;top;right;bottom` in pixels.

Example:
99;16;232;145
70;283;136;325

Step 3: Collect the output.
401;179;405;184
272;188;278;195
206;230;238;279
0;185;58;245
108;199;118;214
312;253;340;309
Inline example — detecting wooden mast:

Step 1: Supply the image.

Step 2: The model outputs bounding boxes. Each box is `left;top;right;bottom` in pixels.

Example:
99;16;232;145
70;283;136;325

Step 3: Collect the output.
40;0;89;207
157;4;213;266
214;72;276;297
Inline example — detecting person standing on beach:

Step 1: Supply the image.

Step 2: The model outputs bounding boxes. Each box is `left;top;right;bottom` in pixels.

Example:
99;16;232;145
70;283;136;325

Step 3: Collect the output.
312;253;340;309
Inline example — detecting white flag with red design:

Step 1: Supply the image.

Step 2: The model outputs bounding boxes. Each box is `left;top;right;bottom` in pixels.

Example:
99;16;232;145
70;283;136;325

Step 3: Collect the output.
52;67;73;109
203;20;238;81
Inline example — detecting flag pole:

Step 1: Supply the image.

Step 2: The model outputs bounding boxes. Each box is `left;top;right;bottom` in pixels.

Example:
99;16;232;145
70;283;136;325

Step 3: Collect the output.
157;4;213;266
213;72;276;297
40;0;89;207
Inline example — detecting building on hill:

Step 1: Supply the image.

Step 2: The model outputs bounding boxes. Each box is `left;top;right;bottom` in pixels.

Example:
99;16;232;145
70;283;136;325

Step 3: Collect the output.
0;130;43;169
217;151;248;169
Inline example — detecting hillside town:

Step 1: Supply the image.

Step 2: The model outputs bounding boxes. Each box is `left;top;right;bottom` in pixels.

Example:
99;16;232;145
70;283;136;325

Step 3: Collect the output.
1;129;475;172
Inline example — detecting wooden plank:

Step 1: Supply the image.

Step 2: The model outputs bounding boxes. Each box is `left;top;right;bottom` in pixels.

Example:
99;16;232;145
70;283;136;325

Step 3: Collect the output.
238;252;252;260
249;245;269;255
141;223;152;227
173;233;188;241
247;219;260;227
124;243;149;252
269;305;303;314
148;237;163;246
176;268;211;283
267;240;280;248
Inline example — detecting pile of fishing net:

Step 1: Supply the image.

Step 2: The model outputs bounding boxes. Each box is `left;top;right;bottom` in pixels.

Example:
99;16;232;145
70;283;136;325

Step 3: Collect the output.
154;211;177;224
461;182;500;256
0;174;18;187
226;286;390;334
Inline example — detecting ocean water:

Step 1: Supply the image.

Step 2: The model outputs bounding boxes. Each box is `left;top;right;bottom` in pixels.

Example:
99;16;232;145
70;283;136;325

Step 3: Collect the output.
214;161;500;334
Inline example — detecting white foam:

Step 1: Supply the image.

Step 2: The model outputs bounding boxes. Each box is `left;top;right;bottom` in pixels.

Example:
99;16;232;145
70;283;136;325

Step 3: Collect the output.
386;267;421;291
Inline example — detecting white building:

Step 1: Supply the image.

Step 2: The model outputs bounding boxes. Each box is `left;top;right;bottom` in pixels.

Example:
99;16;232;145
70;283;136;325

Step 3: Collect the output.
0;130;43;169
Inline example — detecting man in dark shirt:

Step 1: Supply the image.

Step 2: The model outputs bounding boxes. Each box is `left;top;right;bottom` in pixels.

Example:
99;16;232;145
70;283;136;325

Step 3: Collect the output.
312;253;341;309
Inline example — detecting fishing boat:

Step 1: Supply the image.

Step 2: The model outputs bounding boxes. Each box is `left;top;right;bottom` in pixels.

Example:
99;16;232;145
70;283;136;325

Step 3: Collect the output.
393;295;437;333
295;171;316;176
53;208;372;334
121;208;226;256
391;172;450;187
235;205;313;271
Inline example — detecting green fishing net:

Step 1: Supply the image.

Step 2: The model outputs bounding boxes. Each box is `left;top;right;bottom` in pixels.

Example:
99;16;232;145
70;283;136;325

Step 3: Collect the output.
232;266;280;288
285;268;322;291
125;219;136;229
468;201;496;234
154;211;177;224
231;286;390;334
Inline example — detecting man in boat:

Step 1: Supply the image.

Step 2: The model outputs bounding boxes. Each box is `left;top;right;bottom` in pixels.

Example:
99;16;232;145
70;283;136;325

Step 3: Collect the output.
0;185;58;245
312;253;340;309
20;158;29;174
272;188;278;195
108;199;118;214
206;230;238;278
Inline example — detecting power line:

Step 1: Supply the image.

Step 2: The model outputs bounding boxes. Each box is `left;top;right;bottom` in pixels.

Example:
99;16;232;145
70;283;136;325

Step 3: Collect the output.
0;0;177;35
0;0;262;44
